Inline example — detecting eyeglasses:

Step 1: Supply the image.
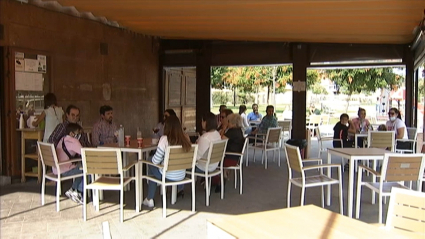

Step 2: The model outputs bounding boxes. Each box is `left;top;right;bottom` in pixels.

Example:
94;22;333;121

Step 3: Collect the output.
388;112;395;116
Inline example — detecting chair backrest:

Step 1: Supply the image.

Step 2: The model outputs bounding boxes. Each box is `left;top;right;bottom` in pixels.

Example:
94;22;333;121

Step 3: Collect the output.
381;153;425;182
81;148;121;175
308;115;321;125
266;127;282;144
278;120;292;132
368;131;395;152
163;144;199;172
406;127;417;140
38;141;59;168
386;187;425;235
206;139;228;166
284;143;303;173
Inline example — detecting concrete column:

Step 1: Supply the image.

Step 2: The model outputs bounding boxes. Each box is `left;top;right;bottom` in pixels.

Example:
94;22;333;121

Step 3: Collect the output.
291;43;308;139
196;45;212;134
404;45;414;127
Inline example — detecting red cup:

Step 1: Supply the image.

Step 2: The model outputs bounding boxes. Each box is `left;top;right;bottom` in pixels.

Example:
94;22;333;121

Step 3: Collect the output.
125;135;131;146
137;138;143;148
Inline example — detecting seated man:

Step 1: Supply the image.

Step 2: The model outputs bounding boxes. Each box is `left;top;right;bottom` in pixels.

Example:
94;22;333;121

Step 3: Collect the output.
333;113;354;148
55;123;84;204
247;103;262;126
92;105;117;146
252;105;277;135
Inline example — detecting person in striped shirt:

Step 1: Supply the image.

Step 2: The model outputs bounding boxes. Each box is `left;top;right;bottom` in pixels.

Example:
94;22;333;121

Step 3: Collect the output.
143;115;192;208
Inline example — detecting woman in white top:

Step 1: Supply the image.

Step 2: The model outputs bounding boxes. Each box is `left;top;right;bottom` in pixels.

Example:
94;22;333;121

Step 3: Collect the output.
195;112;221;173
32;93;64;142
239;105;250;134
143;115;192;208
385;108;409;150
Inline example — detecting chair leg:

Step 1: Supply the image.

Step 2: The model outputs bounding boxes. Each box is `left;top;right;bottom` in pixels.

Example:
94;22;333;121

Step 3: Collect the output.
320;186;324;208
239;169;243;195
355;170;363;219
95;190;100;211
56;180;61;212
41;176;46;206
221;173;224;200
192;180;196;213
120;189;124;223
246;147;249;167
205;177;210;206
300;187;305;206
162;185;167;218
278;148;281;167
83;188;87;221
378;193;383;224
287;182;291;208
234;169;237;189
264;151;268;169
338;170;343;215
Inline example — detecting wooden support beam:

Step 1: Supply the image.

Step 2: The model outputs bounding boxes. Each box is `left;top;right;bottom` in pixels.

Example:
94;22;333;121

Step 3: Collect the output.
291;43;308;139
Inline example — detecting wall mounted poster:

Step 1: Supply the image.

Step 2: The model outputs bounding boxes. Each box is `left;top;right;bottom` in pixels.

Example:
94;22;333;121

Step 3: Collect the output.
15;52;25;71
15;72;43;91
24;59;38;72
37;55;46;73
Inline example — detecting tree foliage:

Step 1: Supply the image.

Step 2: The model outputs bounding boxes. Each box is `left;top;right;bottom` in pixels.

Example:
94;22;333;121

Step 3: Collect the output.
324;68;404;96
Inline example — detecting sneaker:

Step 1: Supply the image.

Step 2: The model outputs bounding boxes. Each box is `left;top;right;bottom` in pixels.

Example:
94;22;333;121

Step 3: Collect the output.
143;198;154;207
65;188;75;199
70;191;83;204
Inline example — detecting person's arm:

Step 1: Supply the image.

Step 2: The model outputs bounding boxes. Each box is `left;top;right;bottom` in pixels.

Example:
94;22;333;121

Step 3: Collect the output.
91;122;101;147
32;111;46;126
396;127;405;139
348;120;356;134
79;131;91;147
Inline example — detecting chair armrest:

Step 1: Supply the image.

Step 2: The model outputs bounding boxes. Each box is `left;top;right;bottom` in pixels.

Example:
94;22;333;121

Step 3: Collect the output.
123;160;138;171
57;158;82;165
225;152;243;157
140;159;163;169
358;165;380;176
303;163;341;171
395;139;416;143
302;158;322;164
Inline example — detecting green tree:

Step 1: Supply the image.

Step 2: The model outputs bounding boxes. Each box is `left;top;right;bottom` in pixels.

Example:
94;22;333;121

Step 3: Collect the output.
325;68;404;111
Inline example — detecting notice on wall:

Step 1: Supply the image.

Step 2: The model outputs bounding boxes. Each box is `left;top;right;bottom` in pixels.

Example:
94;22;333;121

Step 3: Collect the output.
24;59;39;72
293;81;306;92
37;55;46;73
15;52;25;71
15;72;44;91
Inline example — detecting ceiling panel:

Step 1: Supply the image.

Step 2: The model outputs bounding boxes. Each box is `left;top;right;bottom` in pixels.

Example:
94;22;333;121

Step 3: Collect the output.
44;0;425;44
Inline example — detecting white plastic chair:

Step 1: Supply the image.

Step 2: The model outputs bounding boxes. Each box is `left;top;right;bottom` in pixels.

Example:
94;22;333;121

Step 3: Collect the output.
193;139;228;206
355;153;425;223
223;138;248;195
278;120;292;148
395;127;418;154
38;142;84;212
248;127;282;169
385;187;425;236
141;145;198;218
285;143;343;214
81;148;139;222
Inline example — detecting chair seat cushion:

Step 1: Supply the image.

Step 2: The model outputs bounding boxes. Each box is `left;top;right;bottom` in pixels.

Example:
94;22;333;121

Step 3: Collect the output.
364;182;409;194
291;175;339;187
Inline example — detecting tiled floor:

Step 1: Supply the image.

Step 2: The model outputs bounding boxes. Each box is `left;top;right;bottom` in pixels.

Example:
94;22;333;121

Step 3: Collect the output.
1;139;402;238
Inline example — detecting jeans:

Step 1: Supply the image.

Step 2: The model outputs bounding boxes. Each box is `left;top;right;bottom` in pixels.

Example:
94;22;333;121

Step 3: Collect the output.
61;166;83;192
147;166;183;200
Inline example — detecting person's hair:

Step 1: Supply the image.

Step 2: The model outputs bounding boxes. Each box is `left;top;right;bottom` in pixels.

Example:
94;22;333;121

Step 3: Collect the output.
66;105;79;115
99;105;113;115
357;107;366;116
219;105;227;112
44;93;57;109
389;108;402;120
202;112;217;132
252;103;258;108
239;105;247;115
227;114;242;128
66;123;82;135
377;124;387;131
266;105;274;112
165;109;177;117
222;109;233;117
340;113;349;120
163;115;191;151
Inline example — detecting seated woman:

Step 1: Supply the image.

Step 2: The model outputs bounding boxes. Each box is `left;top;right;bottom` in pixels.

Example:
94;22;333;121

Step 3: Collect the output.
217;109;234;136
195;112;222;173
142;115;192;208
239;105;250;134
154;109;177;137
385;108;409;150
349;107;371;147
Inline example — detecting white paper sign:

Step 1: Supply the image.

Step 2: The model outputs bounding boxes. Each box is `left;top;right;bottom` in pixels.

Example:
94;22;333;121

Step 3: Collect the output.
37;55;46;73
15;53;25;72
15;72;44;91
293;81;306;92
24;59;38;72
